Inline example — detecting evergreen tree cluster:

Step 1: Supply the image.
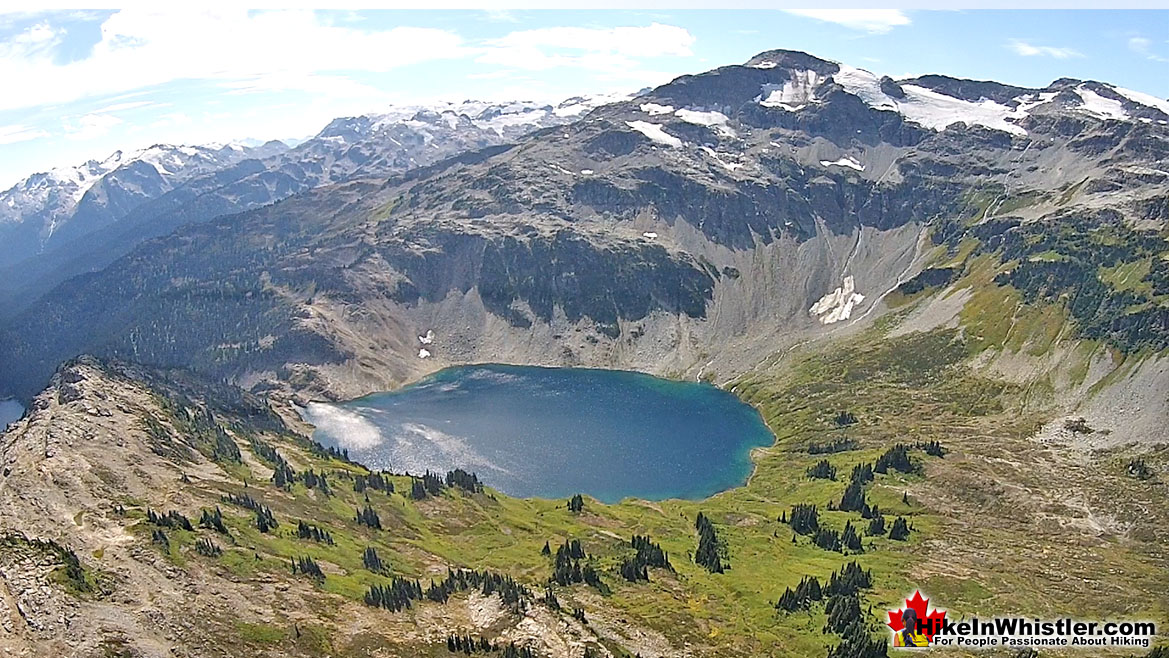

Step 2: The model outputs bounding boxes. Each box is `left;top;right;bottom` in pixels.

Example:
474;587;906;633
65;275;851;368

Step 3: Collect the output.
501;644;536;658
297;520;335;545
146;508;193;531
888;517;912;541
363;546;388;574
301;469;332;496
151;529;169;549
785;503;820;535
849;463;874;485
571;607;587;624
291;555;325;581
567;494;585;513
809;521;863;554
834;411;858;427
541;586;560;611
777;561;875;613
355;471;394;493
410;471;445;499
250;437;295;489
355;503;382;530
221;491;278;534
195;537;222;557
824;593;887;658
694;512;725;573
619;535;672;582
808;438;858;455
874;444;916;475
211;427;242;464
827;561;873;597
364;577;423;612
807;459;837;480
309;442;351;463
364;569;532;614
915;440;946;458
551;539;604;590
813;527;841;552
775;575;823;611
446;469;484;494
445;633;496;654
866;515;885;536
838;479;867;513
199;507;229;535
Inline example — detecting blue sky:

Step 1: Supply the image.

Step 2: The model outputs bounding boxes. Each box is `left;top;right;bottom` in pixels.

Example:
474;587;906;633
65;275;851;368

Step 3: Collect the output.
0;8;1166;188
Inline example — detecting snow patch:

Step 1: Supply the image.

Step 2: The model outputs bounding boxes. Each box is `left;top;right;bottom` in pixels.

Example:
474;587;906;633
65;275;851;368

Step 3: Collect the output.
821;156;865;171
810;275;865;324
1110;85;1169;116
625;121;683;147
832;65;1029;136
418;329;434;345
750;60;778;69
674;109;735;137
1075;85;1129;121
418;348;431;359
580;169;594;175
701;146;743;172
759;70;826;111
642;231;658;239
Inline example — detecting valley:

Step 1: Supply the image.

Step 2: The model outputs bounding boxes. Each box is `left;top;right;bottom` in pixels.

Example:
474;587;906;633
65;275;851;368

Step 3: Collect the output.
0;44;1166;658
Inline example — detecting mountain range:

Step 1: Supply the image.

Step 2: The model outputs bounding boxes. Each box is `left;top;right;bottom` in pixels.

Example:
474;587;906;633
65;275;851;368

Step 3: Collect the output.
0;94;627;319
0;49;1167;658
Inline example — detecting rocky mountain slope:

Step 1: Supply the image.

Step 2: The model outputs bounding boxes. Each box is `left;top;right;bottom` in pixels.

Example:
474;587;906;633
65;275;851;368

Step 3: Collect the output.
1;48;1168;658
2;50;1166;415
0;95;626;320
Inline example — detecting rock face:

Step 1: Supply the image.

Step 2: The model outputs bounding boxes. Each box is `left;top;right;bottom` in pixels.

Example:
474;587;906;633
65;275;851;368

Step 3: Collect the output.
1;50;1168;403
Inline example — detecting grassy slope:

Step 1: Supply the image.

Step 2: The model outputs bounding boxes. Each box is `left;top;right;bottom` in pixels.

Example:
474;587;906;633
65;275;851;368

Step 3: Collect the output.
134;297;1165;657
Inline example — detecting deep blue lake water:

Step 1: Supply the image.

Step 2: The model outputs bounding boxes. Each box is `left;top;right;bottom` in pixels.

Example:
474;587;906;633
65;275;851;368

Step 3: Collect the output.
0;399;23;431
301;365;774;503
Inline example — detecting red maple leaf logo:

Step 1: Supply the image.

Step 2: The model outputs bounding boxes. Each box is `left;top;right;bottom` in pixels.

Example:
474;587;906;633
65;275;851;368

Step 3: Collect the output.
887;590;947;641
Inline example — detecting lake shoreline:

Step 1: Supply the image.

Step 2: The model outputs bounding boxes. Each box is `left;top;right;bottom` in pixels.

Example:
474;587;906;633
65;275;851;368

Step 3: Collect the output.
301;363;777;505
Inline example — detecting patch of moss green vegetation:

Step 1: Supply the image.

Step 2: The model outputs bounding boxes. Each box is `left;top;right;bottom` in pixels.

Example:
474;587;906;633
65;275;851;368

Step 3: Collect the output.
134;309;1169;656
234;620;286;646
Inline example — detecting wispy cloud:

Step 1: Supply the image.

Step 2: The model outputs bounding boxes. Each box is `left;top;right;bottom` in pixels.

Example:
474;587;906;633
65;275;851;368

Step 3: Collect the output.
0;9;466;113
64;113;121;140
1128;36;1169;63
1008;39;1083;59
476;22;694;87
782;9;911;34
0;124;49;145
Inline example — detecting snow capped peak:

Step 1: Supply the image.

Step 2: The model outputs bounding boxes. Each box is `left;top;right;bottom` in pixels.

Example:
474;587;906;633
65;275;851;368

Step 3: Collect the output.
0;142;262;242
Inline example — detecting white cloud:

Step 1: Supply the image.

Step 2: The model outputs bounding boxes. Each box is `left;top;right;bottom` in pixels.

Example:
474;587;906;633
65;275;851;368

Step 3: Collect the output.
478;22;694;76
0;9;466;112
64;113;122;140
0;124;49;145
92;100;166;114
1128;36;1169;63
1008;39;1083;59
783;9;910;34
